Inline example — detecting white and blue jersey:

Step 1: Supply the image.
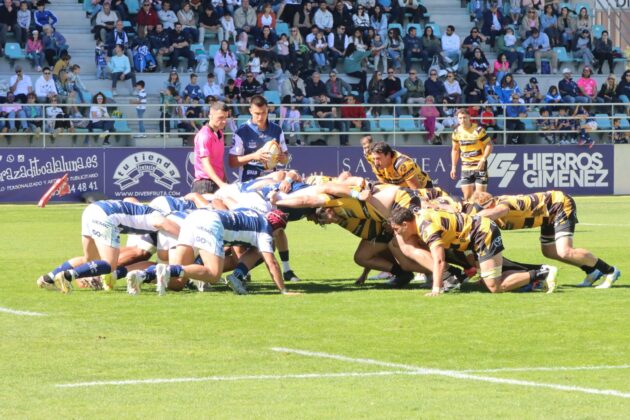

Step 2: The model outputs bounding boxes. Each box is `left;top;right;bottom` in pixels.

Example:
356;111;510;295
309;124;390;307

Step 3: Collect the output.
149;195;198;215
216;208;274;253
229;119;288;182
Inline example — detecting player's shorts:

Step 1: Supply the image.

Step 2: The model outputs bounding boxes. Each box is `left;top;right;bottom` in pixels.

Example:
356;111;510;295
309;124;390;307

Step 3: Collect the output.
540;196;578;244
157;231;179;252
178;210;225;257
81;204;120;248
126;232;157;254
460;169;488;186
471;217;504;263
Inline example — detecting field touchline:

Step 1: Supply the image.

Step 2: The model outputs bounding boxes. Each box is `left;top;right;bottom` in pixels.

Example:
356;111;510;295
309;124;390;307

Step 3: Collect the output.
0;306;47;317
462;365;630;373
271;348;630;399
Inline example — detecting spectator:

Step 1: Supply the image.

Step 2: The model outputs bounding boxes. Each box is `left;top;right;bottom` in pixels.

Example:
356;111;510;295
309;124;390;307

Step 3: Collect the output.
612;119;628;144
575;7;591;35
386;27;403;70
461;27;486;61
523;76;542;104
441;25;460;66
419;95;442;143
184;73;202;100
42;24;68;67
177;2;198;42
404;68;424;114
498;73;521;104
107;44;137;96
158;1;178;31
257;3;277;31
313;93;338;131
370;4;387;41
557;6;576;45
481;2;502;48
559;68;588;104
465;75;486;103
484;73;500;105
309;30;328;71
521;27;557;74
367;70;386;112
148;23;172;71
352;4;369;34
341;42;370;94
23;92;42;137
505;93;526;144
1;93;27;132
540;4;560;47
136;1;159;39
508;0;522;25
279;0;303;28
234;0;258;37
93;1;118;42
327;24;349;68
26;30;45;72
425;68;446;103
314;1;333;34
34;66;57;102
571;29;593;68
281;71;306;102
160;86;178;132
443;71;461;103
240;71;263;102
325;70;351;104
130;80;147;137
163;70;182;94
276;33;290;69
397;0;426;24
556;106;574;144
480;104;499;142
45;95;72;139
420;25;441;72
494;53;510;82
214;40;238;87
294;1;314;38
576;66;597;103
384;66;406;115
15;1;29;48
55;69;77;104
192;101;229;193
236;30;251;69
9;65;32;103
52;52;71;77
95;40;108;79
220;12;237;43
306;71;327;100
0;0;18;57
574;105;596;147
281;100;302;143
198;5;220;43
593;30;614;75
169;22;196;72
544;85;562;107
519;8;539;40
466;47;491;86
33;1;57;32
255;25;277;62
203;73;222;98
597;74;618;107
370;33;387;74
86;92;115;144
537;107;556;144
496;27;524;74
248;49;261;78
403;26;421;73
339;94;366;145
224;78;241;115
107;20;133;62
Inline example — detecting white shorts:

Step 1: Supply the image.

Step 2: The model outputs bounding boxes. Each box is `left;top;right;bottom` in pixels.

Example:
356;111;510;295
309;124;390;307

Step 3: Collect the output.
81;204;120;248
157;231;179;252
178;210;225;257
126;233;157;254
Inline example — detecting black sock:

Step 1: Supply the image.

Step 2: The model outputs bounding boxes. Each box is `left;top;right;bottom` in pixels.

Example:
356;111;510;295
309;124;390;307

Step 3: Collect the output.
581;265;596;275
279;250;289;262
447;266;463;277
390;262;404;276
594;259;614;275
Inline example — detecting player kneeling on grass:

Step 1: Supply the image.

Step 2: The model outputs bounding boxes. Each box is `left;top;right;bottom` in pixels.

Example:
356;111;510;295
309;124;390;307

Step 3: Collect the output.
126;208;297;295
472;191;621;288
388;207;558;296
37;200;181;293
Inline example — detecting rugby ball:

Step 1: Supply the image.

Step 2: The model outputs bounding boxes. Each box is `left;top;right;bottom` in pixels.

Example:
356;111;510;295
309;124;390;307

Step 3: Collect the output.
261;139;281;170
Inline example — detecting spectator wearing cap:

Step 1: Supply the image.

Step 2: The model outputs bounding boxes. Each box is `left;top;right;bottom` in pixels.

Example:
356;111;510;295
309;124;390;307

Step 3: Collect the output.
577;66;598;102
571;29;594;68
26;30;45;71
33;1;58;32
558;68;589;104
481;2;503;48
505;93;527;144
325;71;352;104
137;1;159;39
9;65;32;103
403;26;421;73
521;27;557;74
523;77;542;104
93;1;119;42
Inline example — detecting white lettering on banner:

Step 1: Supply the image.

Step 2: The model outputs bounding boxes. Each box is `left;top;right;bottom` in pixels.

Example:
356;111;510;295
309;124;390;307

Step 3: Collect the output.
0;155;99;182
489;152;609;189
488;153;519;188
341;156;447;178
113;152;181;191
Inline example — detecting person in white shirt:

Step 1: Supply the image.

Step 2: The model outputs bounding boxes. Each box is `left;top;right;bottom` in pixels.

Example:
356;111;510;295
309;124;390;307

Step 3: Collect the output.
34;67;57;102
158;0;179;30
9;65;33;103
443;71;462;103
314;1;333;33
220;13;236;43
203;73;222;99
441;25;461;65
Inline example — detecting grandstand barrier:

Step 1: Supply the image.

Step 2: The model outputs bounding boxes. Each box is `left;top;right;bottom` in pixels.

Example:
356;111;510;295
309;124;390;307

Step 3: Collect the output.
0;145;619;203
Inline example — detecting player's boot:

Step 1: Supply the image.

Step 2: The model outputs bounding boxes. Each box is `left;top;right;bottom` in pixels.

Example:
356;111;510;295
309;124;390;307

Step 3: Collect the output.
225;273;248;295
595;267;621;289
101;273;116;291
155;264;170;296
542;264;559;294
283;270;301;282
126;270;146;295
386;271;414;288
37;274;57;290
369;271;393;280
53;271;74;294
577;269;603;287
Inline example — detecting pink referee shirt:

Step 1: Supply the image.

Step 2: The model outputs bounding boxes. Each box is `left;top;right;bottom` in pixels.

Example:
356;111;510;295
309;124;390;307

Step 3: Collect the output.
193;125;225;181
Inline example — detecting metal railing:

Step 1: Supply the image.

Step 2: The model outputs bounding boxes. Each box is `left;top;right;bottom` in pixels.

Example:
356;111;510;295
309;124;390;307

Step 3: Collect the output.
0;101;629;147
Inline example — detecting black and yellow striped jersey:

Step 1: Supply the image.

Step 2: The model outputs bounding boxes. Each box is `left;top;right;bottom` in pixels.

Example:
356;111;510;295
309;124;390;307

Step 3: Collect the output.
391;188;423;211
452;123;491;169
494;192;550;230
339;217;385;241
322;196;386;222
415;187;447;201
305;175;338;185
371;151;432;188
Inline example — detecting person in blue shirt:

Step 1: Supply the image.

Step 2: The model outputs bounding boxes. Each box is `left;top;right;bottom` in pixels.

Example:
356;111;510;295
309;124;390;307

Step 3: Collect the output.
521;28;558;74
183;73;202;100
33;1;58;32
497;73;521;104
558;68;589;104
505;93;527;144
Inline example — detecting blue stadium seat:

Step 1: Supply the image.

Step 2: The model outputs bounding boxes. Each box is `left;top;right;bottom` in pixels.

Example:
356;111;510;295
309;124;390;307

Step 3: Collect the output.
379;116;396;131
4;43;25;61
369;119;382;132
114;119;132;133
276;22;290;37
574;3;590;16
426;23;441;38
387;23;404;36
591;24;605;39
190;43;205;56
208;44;220;58
553;46;574;67
263;90;280;104
595;114;611;131
398;115;417;131
126;0;140;14
614;114;629;130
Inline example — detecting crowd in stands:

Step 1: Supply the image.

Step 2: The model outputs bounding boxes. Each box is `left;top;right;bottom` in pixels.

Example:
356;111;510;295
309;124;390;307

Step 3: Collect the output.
0;0;629;144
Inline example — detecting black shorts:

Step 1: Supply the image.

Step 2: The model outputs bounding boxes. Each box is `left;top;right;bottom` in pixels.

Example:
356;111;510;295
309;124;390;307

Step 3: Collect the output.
540;196;578;244
191;179;220;194
471;218;504;263
460;169;488;186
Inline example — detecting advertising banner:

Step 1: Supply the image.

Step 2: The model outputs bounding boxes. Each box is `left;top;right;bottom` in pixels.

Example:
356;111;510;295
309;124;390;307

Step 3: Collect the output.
0;145;614;203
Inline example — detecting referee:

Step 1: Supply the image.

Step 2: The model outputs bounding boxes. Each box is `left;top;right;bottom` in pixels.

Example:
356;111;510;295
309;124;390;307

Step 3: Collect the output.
191;101;229;194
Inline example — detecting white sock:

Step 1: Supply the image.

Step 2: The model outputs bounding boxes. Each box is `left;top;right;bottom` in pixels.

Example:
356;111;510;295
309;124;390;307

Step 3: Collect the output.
281;261;291;272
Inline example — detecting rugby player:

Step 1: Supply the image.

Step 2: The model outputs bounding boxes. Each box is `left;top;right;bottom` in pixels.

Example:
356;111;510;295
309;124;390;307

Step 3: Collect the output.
450;109;493;199
37;200;181;293
472;191;621;288
368;142;433;189
389;207;558;295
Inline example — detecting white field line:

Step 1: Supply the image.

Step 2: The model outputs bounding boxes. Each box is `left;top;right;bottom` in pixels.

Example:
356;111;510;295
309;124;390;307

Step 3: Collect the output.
0;306;47;317
580;223;630;227
462;365;630;373
55;371;414;388
271;347;630;399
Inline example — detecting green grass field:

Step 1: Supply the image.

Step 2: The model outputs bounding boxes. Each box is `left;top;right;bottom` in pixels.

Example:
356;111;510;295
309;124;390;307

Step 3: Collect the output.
1;197;630;418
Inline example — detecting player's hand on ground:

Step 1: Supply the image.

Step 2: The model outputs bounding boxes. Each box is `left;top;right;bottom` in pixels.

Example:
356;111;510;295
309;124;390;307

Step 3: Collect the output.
281;291;301;296
425;290;443;297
